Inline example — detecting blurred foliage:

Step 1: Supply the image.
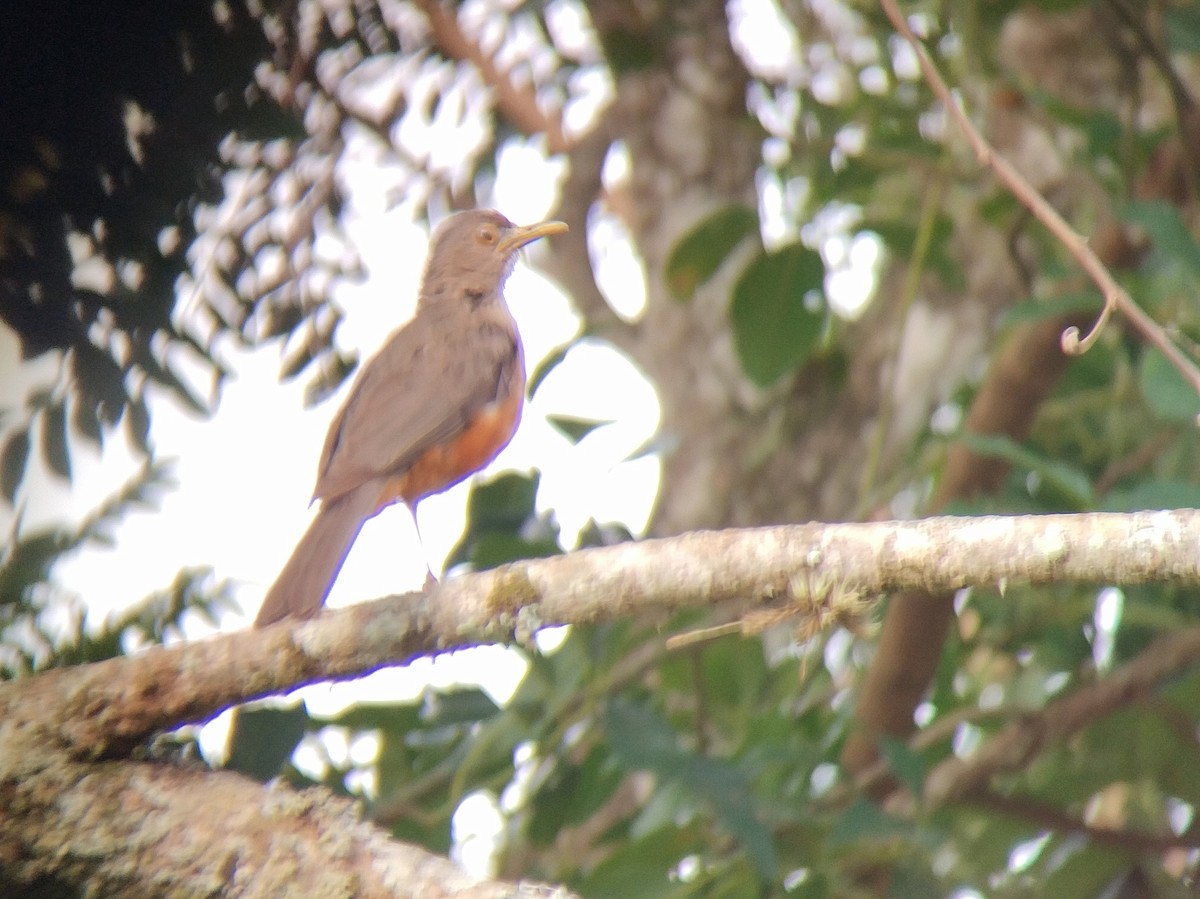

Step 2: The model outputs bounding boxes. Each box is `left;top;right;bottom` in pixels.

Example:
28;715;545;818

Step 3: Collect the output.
10;0;1200;897
0;460;237;677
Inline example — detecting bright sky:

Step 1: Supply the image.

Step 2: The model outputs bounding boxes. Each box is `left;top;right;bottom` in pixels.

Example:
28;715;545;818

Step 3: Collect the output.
6;136;661;762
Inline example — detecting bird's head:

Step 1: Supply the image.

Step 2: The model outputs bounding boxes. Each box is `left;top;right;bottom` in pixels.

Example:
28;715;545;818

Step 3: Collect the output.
421;209;567;308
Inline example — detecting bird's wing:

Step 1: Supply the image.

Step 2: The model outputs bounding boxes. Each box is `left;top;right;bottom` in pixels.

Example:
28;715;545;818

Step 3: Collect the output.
312;315;520;503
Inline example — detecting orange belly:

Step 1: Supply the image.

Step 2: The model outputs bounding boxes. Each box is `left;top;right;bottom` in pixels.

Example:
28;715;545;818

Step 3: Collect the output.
378;385;522;511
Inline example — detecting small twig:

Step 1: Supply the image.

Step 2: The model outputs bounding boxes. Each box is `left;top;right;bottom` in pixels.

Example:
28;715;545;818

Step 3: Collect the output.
414;0;571;154
924;625;1200;805
880;0;1200;407
973;789;1198;851
545;102;620;326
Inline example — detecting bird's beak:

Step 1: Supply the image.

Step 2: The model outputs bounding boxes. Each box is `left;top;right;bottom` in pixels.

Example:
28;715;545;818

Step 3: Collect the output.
498;219;569;254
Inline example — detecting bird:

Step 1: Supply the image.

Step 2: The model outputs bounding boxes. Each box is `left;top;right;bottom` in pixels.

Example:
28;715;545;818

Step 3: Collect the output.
252;209;567;628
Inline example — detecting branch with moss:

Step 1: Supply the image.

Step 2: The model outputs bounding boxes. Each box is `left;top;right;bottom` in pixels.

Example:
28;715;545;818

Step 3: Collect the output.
5;511;1200;758
6;511;1200;891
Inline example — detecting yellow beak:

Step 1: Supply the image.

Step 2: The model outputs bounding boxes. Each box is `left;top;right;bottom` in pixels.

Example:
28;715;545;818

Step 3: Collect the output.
498;220;569;254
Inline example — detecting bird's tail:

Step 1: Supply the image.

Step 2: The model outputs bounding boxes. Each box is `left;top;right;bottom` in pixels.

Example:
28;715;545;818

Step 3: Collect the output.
254;482;381;628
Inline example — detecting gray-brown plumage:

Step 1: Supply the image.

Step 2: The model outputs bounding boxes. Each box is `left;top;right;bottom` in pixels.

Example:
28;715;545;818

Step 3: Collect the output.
253;210;567;628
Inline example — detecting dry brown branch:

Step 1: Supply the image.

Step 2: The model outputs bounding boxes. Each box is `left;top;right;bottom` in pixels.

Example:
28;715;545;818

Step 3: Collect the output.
414;0;570;154
880;0;1200;397
544;104;618;325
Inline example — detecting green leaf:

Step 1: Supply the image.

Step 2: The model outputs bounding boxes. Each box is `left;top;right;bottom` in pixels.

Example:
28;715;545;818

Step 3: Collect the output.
1102;478;1200;511
998;291;1102;329
1042;848;1132;898
959;433;1095;508
225;704;312;781
1138;347;1200;423
1122;200;1200;275
574;825;699;899
606;699;778;879
599;25;664;75
466;472;537;525
527;342;572;398
421;688;501;728
40;401;72;481
304;349;358;407
71;395;104;448
829;798;910;846
460;532;561;569
445;472;562;570
1164;6;1200;54
730;243;826;387
528;745;625;844
546;414;613;444
1;427;30;503
126;394;152;455
859;215;957;281
877;737;925;797
280;339;317;381
666;205;759;301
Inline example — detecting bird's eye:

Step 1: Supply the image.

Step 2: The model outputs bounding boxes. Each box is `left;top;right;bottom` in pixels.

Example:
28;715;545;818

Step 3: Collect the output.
477;224;498;245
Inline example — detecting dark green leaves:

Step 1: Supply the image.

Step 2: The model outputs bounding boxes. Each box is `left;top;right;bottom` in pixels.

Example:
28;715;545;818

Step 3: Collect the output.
666;205;759;301
546;415;613;444
1;427;30;503
731;244;826;387
605;698;779;879
877;736;926;797
1121;200;1200;276
960;433;1095;509
225;705;312;781
445;472;561;571
40;400;71;481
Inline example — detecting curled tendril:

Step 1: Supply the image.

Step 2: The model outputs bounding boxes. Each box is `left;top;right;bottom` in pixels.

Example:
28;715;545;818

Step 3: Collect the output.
1061;301;1116;355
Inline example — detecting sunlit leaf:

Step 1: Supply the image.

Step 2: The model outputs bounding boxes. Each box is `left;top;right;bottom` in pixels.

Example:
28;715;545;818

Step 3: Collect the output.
71;395;103;448
304;350;358;407
125;394;152;455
